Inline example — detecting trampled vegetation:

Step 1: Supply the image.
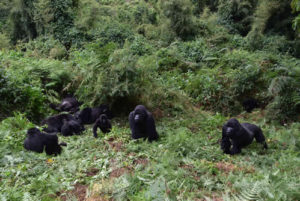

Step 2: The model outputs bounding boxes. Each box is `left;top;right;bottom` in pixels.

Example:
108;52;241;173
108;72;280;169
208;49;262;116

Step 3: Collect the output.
0;0;300;200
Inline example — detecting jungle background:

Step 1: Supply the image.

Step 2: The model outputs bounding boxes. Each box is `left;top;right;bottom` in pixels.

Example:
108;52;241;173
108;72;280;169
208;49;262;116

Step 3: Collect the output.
0;0;300;200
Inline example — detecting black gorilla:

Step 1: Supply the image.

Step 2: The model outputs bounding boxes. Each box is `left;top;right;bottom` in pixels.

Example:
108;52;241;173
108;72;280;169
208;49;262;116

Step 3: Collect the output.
24;128;66;155
242;98;259;113
129;105;159;141
50;96;82;113
221;118;268;155
61;119;85;136
93;114;112;138
75;104;113;125
42;114;77;133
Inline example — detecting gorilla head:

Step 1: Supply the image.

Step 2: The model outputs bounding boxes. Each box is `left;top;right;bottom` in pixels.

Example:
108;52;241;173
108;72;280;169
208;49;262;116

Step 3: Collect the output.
93;114;112;138
221;118;268;155
61;119;85;136
24;128;66;156
129;105;159;142
133;106;148;124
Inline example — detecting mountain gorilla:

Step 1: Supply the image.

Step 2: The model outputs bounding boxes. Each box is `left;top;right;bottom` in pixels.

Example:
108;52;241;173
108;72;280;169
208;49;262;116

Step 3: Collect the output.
76;104;113;125
61;119;85;136
24;128;67;155
50;96;82;113
93;114;112;138
42;114;78;133
242;98;259;113
129;105;159;142
221;118;268;155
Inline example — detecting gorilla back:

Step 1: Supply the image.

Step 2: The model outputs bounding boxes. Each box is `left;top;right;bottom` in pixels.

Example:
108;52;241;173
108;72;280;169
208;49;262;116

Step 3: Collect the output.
76;104;113;125
129;105;159;142
24;128;65;155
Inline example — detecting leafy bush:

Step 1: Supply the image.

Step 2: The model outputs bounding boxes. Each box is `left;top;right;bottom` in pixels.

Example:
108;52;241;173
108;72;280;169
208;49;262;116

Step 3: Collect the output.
159;0;197;40
217;0;257;36
266;66;300;123
93;22;134;46
0;67;47;121
0;33;10;49
21;35;67;59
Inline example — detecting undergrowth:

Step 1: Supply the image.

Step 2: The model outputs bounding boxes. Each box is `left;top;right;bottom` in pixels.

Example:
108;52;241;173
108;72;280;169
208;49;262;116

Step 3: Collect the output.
0;112;299;200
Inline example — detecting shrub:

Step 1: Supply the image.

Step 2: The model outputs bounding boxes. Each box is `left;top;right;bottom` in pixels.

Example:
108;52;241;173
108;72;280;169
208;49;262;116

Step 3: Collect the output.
159;0;197;40
217;0;257;36
266;66;300;123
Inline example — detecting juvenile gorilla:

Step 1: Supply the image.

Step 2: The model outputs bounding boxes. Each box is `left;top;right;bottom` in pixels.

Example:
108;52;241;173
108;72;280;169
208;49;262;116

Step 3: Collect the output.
42;114;78;133
61;119;85;136
50;96;82;113
76;104;113;125
93;114;112;138
242;98;259;113
129;105;159;141
221;118;268;155
24;128;66;155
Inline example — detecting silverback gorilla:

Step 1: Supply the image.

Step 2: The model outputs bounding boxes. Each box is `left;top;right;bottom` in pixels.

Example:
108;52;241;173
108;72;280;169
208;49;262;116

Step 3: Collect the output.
50;96;82;113
24;128;66;155
221;118;268;155
129;105;159;142
93;114;112;138
76;104;113;125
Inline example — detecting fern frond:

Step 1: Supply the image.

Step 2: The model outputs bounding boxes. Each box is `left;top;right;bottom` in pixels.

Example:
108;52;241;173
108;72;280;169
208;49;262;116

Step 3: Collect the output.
268;76;292;95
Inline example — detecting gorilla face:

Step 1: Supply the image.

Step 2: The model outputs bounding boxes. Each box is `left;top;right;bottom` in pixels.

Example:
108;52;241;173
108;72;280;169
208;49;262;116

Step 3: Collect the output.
223;118;240;138
133;108;147;124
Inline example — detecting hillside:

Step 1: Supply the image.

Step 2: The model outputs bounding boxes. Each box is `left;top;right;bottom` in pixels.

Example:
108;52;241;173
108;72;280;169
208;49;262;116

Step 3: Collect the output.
0;0;300;200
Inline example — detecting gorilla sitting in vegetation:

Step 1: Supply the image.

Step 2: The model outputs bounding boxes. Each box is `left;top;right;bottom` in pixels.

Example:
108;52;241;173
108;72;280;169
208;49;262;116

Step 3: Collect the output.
221;118;268;155
50;96;82;113
242;98;259;113
93;114;112;138
129;105;159;142
75;104;113;125
24;128;67;155
61;119;85;136
42;114;78;133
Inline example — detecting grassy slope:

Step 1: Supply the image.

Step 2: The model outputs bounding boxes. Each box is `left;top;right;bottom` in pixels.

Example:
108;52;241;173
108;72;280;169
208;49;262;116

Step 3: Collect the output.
0;111;299;201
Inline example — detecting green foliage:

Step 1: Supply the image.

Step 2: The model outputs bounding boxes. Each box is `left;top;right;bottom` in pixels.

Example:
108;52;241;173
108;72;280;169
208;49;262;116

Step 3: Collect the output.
267;65;300;123
0;66;46;121
93;22;134;46
159;0;197;40
0;33;10;49
9;0;37;43
218;0;257;36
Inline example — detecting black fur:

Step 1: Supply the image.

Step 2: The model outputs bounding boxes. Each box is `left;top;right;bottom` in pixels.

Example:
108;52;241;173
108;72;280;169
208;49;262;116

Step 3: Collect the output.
61;119;85;136
42;114;76;133
221;118;268;155
75;104;113;125
242;98;259;113
93;114;112;138
50;96;82;113
24;128;66;155
129;105;159;142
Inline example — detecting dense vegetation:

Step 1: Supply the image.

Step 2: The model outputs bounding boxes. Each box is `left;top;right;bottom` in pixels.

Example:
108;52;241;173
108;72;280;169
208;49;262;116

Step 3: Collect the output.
0;0;299;200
